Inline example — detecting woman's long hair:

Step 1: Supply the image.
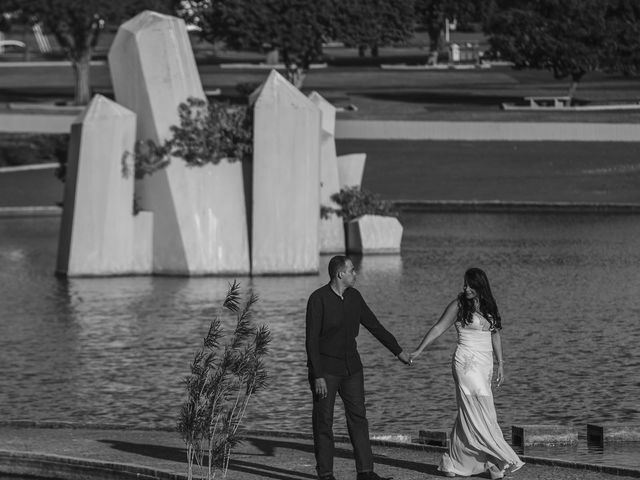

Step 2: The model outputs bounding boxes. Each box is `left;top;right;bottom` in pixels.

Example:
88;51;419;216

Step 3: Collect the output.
457;268;502;331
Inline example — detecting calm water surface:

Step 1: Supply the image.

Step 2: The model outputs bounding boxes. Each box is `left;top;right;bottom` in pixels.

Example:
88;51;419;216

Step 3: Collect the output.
1;213;639;468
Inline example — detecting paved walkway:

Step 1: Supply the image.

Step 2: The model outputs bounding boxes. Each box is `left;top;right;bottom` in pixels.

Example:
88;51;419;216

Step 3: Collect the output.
0;424;639;480
3;109;640;140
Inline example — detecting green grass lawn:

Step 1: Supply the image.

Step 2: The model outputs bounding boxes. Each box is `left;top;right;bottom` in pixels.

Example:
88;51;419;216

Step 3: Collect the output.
1;29;640;207
337;139;640;204
3;139;639;207
2;24;640;122
1;62;640;123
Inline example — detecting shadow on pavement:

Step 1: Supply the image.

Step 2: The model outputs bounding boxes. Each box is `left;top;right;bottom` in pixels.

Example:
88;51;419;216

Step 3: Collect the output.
100;437;439;479
245;437;439;475
99;439;186;463
99;438;316;480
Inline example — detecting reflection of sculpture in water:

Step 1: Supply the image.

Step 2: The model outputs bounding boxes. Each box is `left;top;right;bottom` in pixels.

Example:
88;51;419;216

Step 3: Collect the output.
62;275;233;424
351;254;403;277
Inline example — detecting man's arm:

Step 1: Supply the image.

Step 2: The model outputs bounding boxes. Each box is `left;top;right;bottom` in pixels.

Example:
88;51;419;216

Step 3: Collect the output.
358;294;408;363
305;293;327;396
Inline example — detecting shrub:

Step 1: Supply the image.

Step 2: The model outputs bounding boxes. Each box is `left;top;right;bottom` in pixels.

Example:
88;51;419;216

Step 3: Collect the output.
235;82;261;98
325;186;398;221
0;133;68;168
134;97;253;179
171;97;253;167
177;281;271;480
54;97;253;182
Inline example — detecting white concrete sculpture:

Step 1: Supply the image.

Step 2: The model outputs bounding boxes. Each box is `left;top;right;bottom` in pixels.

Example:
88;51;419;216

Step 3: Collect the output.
56;95;153;276
108;10;250;275
251;70;321;274
309;91;345;254
337;153;367;190
345;215;403;254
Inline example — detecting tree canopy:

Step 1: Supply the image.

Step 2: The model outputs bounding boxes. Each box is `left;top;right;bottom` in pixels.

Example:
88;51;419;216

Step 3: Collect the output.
181;0;416;86
332;0;415;57
181;0;334;87
602;0;640;75
485;0;640;97
0;0;177;104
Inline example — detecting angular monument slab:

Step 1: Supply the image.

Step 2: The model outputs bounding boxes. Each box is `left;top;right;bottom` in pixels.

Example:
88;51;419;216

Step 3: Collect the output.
587;423;640;445
251;70;321;274
108;10;249;275
511;424;578;447
309;91;336;138
56;95;152;276
309;91;344;254
132;212;153;273
337;153;367;190
345;215;402;254
418;429;450;447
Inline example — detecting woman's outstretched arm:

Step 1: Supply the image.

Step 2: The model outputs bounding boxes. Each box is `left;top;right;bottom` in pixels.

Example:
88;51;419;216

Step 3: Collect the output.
410;299;459;360
491;330;505;386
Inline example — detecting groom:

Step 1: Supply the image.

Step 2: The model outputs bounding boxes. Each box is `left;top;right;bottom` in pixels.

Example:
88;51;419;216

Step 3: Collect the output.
305;255;411;480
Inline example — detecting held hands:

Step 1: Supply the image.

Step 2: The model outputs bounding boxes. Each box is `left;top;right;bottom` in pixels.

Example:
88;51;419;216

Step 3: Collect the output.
397;351;412;365
408;351;421;365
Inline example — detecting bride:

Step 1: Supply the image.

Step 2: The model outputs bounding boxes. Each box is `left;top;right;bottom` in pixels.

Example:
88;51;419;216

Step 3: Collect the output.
409;268;524;479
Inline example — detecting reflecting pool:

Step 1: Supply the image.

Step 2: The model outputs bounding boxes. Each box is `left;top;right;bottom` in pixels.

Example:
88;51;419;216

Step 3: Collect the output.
1;212;639;468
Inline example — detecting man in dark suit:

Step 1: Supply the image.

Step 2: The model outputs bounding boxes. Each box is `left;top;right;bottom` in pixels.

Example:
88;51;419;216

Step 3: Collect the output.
306;255;411;480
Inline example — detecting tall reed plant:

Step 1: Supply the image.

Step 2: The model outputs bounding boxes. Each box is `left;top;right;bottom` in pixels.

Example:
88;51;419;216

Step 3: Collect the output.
177;281;271;479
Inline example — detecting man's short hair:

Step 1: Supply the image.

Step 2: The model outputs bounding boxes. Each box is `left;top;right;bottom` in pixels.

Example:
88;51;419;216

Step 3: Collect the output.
328;255;349;279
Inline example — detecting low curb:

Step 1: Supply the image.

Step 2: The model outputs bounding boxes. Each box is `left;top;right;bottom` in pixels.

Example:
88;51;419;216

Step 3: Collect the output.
0;420;174;431
0;60;107;67
3;201;640;219
394;200;640;214
0;206;61;217
0;449;185;480
0;162;58;173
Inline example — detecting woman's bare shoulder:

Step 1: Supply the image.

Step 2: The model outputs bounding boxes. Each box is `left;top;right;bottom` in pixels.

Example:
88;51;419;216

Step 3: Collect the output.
446;298;460;311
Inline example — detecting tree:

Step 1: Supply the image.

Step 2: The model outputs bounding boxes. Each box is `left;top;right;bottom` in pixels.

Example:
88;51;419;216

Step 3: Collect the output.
484;0;639;100
603;0;640;75
181;0;334;88
0;12;10;33
414;0;480;55
0;0;177;105
332;0;415;57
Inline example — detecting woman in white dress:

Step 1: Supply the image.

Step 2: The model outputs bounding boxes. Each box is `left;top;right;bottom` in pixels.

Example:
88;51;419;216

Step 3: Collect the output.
409;268;524;479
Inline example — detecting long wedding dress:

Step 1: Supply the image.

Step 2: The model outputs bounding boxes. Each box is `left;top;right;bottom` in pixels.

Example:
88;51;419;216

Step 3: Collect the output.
439;312;525;477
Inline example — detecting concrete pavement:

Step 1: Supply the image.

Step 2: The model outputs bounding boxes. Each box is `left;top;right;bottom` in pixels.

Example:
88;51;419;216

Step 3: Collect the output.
0;423;639;480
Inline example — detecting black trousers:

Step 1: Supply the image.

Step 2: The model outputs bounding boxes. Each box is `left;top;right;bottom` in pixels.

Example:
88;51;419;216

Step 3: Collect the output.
310;370;374;478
